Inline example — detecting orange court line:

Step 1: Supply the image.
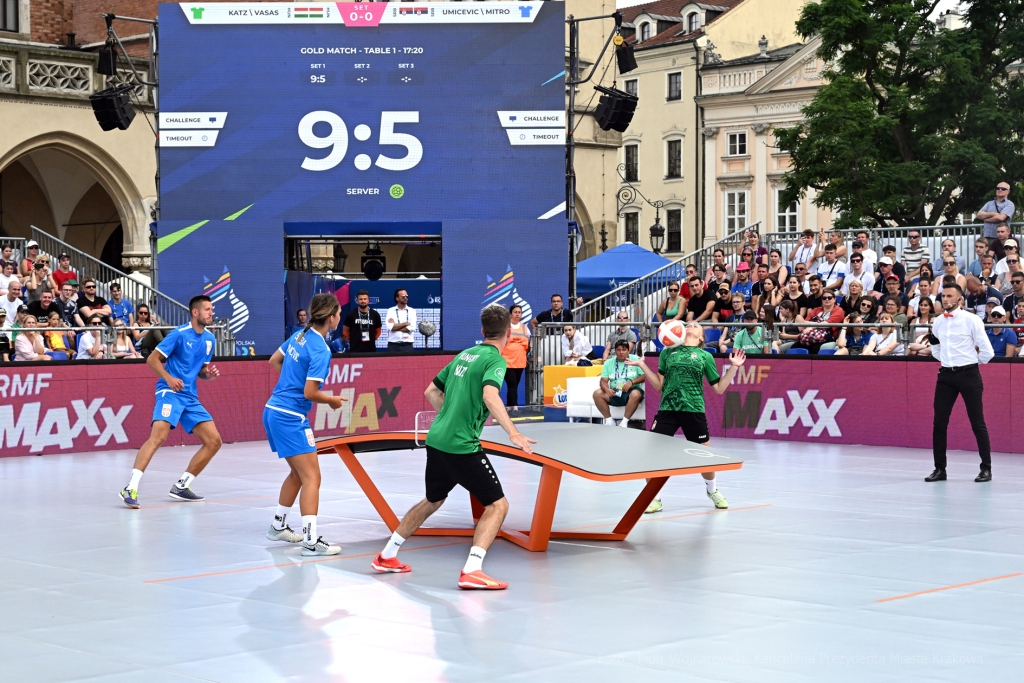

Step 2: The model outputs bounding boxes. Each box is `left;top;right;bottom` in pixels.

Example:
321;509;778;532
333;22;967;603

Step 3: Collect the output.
556;504;773;532
140;496;277;509
875;573;1024;603
143;540;472;584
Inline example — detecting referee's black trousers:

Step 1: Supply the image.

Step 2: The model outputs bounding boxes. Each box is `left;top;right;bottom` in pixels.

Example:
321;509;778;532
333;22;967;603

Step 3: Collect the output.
932;365;990;470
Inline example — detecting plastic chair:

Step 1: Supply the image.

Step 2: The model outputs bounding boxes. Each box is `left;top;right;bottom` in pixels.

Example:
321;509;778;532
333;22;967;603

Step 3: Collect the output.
704;346;719;354
591;344;605;359
704;328;723;344
818;348;837;355
786;348;809;354
771;349;778;354
75;333;84;357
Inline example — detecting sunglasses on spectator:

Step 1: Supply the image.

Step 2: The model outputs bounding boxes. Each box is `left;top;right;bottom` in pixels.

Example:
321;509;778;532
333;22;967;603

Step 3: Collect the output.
668;288;679;292
998;186;1010;190
851;258;862;262
822;295;835;300
85;285;96;289
1008;259;1020;264
1006;246;1018;251
944;261;955;266
909;234;920;239
89;322;102;327
860;302;872;307
991;312;1004;318
796;266;806;271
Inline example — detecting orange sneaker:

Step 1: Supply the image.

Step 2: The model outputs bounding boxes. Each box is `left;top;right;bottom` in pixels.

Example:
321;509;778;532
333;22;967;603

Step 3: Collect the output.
371;553;411;573
458;570;508;590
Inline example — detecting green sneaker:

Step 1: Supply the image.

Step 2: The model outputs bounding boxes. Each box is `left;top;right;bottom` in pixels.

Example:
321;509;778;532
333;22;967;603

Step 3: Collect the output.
707;489;728;509
644;498;663;514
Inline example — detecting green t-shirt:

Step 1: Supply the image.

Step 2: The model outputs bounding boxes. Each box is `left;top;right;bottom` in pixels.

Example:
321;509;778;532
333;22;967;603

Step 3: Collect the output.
601;354;645;391
426;343;507;454
732;327;766;354
657;345;720;413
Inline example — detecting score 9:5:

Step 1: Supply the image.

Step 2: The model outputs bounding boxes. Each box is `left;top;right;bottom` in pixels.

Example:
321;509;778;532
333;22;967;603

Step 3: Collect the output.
297;111;423;172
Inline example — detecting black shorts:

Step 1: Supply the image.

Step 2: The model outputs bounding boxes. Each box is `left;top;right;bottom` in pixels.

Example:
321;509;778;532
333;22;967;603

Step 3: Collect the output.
651;410;709;444
425;446;505;507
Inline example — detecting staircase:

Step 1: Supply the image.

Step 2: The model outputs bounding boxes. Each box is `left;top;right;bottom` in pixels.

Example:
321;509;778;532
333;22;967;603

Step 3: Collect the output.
31;226;191;326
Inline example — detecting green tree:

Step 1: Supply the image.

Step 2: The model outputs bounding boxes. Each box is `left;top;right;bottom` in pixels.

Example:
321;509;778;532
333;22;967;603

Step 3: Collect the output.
776;0;1024;228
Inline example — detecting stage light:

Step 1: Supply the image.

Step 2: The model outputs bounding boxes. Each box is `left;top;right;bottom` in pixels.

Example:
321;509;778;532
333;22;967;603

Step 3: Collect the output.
89;85;136;131
593;85;637;133
616;43;637;74
361;244;386;281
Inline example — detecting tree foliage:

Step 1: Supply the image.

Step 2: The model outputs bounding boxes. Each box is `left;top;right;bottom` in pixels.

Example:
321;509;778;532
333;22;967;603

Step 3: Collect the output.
776;0;1024;228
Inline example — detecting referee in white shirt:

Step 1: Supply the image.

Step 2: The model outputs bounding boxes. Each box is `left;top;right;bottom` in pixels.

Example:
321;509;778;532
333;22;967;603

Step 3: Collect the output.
386;288;417;352
925;283;995;483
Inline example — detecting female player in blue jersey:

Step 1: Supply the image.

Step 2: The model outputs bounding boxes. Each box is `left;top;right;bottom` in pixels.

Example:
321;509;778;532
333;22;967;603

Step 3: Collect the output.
120;295;222;508
263;293;348;556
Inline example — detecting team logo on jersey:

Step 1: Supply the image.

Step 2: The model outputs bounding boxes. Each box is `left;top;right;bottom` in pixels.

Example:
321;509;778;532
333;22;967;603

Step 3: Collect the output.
206;341;213;354
305;429;315;447
483;265;533;323
691;353;698;359
494;368;505;379
162;404;172;417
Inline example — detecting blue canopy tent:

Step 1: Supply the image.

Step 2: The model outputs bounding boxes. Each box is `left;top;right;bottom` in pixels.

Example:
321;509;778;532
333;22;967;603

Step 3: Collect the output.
576;243;672;297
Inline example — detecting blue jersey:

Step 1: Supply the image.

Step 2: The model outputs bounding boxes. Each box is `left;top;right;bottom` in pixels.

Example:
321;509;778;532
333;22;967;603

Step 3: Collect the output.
155;324;216;398
266;329;332;417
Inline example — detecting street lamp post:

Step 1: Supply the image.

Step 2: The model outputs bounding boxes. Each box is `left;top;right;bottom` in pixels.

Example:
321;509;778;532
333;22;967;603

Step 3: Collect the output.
616;164;666;253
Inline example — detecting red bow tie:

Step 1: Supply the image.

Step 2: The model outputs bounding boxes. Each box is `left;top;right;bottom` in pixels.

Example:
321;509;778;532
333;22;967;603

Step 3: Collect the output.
944;312;955;318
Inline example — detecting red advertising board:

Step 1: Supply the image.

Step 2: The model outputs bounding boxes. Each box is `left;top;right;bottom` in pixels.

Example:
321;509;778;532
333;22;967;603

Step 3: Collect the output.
0;354;454;458
643;358;1024;455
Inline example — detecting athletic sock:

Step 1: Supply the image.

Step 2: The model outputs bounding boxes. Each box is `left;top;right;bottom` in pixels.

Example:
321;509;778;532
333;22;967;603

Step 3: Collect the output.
302;515;317;547
463;546;486;574
126;469;143;492
273;504;290;530
381;531;405;559
705;477;717;494
176;472;196;489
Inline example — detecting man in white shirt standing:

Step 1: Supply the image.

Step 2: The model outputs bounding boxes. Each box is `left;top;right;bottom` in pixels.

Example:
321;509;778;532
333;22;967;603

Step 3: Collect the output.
815;243;846;292
788;229;817;272
925;283;995;484
386;288;417;352
854;230;878;267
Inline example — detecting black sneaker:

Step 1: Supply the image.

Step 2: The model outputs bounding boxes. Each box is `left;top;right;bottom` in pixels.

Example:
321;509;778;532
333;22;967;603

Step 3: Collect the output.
169;485;205;501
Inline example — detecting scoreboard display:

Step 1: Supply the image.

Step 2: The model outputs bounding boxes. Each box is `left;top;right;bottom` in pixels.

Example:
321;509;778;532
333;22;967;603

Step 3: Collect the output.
158;2;566;223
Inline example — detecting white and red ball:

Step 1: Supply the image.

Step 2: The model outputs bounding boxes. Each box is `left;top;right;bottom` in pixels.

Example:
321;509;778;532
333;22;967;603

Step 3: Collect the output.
658;320;687;348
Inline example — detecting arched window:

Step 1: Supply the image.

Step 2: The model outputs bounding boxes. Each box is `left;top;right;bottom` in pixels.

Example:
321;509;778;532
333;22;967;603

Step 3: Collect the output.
687;12;700;33
640;23;651;42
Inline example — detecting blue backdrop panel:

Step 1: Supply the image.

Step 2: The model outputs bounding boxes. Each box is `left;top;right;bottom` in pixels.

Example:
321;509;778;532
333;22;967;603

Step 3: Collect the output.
157;219;283;355
158;3;564;224
442;219;565;351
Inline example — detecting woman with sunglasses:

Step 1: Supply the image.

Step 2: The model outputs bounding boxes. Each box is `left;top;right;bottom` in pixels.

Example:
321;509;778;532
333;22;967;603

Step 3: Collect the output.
767;248;788;284
25;257;57;304
76;315;108;360
19;242;40;279
995;253;1023;295
854;295;878;324
13;315;53;362
737;248;757;273
131;305;165;357
908;296;937;356
655;281;686;323
940;256;967;293
783;275;809;318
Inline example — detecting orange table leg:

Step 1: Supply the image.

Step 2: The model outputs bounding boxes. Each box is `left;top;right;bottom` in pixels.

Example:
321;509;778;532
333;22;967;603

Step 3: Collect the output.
334;445;401;531
502;464;563;552
612;476;667;535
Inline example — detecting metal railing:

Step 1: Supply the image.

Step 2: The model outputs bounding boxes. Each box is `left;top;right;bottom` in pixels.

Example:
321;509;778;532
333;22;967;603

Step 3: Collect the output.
1;322;236;361
0;238;28;268
30;226;191;327
572;222;762;325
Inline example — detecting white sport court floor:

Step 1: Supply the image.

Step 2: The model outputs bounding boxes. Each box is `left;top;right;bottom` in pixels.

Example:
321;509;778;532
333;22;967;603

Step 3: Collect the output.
2;435;1021;682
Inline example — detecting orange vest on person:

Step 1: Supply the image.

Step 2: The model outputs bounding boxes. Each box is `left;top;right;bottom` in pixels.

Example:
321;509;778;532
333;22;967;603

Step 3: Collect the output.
502;322;530;368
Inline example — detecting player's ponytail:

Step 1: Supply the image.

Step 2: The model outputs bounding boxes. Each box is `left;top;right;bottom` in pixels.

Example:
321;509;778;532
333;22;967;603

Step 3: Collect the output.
298;293;341;342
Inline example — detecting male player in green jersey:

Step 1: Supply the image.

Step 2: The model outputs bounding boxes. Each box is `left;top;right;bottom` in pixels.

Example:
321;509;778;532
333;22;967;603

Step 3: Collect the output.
626;323;746;512
371;304;537;589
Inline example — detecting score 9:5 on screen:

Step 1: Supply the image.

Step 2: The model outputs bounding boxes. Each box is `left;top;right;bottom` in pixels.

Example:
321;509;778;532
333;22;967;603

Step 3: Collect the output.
298;111;422;172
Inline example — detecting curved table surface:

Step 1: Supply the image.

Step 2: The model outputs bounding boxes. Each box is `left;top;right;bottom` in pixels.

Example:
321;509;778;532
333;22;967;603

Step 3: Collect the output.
317;423;742;479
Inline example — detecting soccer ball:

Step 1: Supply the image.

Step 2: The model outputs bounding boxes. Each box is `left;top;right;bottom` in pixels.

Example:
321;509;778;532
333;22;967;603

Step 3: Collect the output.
658;320;687;348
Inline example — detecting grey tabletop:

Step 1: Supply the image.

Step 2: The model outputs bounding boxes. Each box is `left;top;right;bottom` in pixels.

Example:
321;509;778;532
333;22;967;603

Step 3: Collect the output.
478;423;742;477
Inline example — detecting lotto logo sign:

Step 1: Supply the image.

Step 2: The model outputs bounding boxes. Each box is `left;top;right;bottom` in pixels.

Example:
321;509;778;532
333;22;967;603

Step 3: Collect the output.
162;404;172;418
305;429;315;447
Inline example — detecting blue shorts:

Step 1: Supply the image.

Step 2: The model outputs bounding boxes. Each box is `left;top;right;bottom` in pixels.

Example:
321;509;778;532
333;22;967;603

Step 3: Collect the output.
153;390;212;433
263;406;317;459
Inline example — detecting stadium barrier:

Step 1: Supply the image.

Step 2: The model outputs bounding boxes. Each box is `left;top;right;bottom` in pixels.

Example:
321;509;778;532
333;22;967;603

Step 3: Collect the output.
642;355;1024;455
0;353;454;458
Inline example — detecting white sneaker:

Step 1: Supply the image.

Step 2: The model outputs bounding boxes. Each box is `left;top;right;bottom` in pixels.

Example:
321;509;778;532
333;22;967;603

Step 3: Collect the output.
619;418;630;428
604;417;616;426
266;524;303;543
302;537;342;556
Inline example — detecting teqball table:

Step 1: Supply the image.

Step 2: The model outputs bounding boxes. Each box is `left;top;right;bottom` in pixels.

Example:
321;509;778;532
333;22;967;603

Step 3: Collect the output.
316;423;743;552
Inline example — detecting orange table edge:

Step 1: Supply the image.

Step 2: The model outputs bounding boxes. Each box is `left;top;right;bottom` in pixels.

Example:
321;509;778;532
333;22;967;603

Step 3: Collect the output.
317;432;741;552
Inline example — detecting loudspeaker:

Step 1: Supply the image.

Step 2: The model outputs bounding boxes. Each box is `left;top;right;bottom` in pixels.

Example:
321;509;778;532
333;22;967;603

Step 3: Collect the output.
89;85;136;131
593;85;638;133
97;47;118;76
616;44;638;74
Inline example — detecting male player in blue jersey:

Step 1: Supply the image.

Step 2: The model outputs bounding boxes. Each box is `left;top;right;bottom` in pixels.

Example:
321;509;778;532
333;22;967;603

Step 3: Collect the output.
264;293;347;555
119;295;222;508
